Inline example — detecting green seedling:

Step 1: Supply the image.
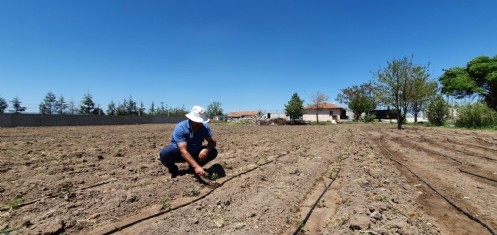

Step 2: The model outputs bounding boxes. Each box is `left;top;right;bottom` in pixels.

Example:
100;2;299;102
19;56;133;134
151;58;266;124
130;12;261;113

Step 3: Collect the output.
0;197;25;211
159;195;171;210
209;172;220;180
60;184;73;196
184;185;200;197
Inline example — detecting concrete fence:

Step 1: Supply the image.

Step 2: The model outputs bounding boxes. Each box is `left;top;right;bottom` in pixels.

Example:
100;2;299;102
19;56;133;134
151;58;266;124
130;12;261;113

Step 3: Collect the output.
0;114;184;127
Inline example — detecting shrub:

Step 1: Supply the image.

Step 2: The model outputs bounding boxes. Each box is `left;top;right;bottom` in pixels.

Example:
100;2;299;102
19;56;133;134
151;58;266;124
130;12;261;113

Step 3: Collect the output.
273;118;287;125
426;95;450;126
363;113;377;123
455;102;497;128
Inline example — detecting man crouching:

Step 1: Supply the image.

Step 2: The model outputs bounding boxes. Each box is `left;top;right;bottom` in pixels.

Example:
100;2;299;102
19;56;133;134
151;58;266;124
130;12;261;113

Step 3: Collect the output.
159;105;218;178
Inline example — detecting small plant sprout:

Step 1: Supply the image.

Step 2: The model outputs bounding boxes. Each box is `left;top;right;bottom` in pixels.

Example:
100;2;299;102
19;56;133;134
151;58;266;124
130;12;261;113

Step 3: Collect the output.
159;195;171;210
0;197;25;211
184;185;200;197
296;220;309;234
60;184;73;196
209;172;220;180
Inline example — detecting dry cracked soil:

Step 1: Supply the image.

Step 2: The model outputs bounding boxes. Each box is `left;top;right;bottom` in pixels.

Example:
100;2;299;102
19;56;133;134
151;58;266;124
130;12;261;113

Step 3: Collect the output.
1;123;496;235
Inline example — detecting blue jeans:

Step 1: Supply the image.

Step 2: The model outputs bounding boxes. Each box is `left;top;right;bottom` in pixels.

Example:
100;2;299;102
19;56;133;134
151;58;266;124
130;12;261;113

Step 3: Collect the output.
159;144;218;174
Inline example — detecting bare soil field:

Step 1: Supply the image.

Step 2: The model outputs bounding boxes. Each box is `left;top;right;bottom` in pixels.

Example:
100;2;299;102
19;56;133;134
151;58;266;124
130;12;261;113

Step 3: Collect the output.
1;123;496;235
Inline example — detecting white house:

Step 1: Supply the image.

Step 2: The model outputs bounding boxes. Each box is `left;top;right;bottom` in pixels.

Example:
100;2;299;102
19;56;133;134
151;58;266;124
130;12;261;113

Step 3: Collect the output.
303;102;344;123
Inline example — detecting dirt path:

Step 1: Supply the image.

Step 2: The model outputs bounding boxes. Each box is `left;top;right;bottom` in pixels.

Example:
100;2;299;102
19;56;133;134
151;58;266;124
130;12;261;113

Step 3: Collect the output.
1;124;496;234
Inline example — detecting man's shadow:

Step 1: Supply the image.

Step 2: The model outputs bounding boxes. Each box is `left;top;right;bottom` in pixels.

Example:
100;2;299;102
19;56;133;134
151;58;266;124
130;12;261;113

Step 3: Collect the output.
205;163;226;179
191;163;226;186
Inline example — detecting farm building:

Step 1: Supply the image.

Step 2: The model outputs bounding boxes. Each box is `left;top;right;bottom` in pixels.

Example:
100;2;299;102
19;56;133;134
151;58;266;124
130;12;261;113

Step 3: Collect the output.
261;112;288;120
227;111;261;122
303;102;344;123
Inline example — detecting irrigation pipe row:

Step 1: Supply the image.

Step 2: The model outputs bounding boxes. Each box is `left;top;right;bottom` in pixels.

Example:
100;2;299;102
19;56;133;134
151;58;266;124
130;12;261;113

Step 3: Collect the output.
291;163;341;235
380;143;496;235
292;129;353;235
99;154;286;234
398;138;497;184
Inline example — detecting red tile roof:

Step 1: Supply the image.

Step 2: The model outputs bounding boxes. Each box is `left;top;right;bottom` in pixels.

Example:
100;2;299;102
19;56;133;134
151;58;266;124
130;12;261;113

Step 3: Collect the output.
305;102;342;110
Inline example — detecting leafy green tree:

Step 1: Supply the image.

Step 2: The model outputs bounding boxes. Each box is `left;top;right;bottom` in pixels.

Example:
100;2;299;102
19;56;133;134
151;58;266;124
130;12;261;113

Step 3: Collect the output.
80;92;96;114
285;93;304;121
207;101;224;118
336;82;376;121
0;96;8;113
374;56;430;129
10;96;26;113
426;95;450;126
310;91;329;124
440;55;497;111
455;102;497;128
170;105;188;117
409;68;438;123
39;92;57;114
55;95;68;114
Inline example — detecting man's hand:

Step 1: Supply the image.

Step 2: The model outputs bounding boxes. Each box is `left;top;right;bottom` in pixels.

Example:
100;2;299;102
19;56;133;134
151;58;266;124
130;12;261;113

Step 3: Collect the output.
198;149;209;162
194;166;207;177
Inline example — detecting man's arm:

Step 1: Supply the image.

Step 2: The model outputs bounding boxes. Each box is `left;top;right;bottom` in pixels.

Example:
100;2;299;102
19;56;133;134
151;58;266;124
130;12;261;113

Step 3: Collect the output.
177;142;207;176
205;136;217;150
199;136;216;161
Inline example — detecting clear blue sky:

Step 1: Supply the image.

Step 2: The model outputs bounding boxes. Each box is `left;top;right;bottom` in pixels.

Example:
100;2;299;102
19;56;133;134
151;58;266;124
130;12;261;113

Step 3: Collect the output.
1;0;496;114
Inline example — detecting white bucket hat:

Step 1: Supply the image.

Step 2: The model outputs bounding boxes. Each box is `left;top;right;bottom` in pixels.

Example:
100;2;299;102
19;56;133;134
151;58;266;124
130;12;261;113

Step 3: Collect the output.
185;105;210;123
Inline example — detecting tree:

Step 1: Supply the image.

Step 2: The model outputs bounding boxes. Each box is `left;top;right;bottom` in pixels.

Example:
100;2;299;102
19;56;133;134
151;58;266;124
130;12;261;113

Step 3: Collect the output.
39;92;57;114
107;101;117;115
149;102;156;116
374;56;430;129
409;68;438;123
138;101;146;116
284;93;304;121
125;96;138;115
310;91;328;124
426;95;449;126
55;95;68;114
10;96;27;113
439;55;497;111
0;96;8;113
80;92;96;115
68;99;78;114
207;101;223;118
336;82;376;121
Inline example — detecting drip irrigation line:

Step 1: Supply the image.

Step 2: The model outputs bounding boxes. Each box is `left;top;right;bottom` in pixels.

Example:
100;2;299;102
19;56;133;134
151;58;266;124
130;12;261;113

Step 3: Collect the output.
292;166;341;235
399;138;497;183
381;144;496;235
458;168;497;183
100;156;284;234
93;136;336;234
292;138;352;235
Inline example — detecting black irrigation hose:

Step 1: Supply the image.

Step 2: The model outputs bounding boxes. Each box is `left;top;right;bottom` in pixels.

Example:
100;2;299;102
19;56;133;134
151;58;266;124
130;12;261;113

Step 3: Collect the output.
99;136;335;234
399;138;497;183
458;168;497;183
292;166;341;235
101;157;281;234
0;179;116;211
381;144;497;235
